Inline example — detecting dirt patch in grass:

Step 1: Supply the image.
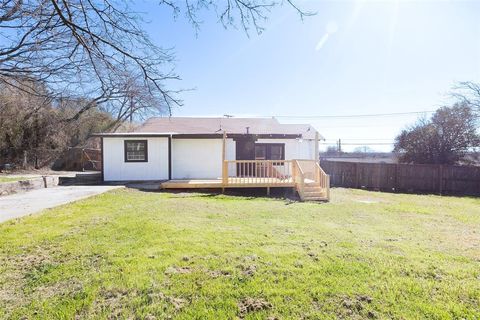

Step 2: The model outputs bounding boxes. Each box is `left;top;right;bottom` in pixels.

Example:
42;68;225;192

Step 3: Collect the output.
238;264;257;277
146;290;188;312
92;288;135;319
12;249;52;270
336;294;376;319
0;246;84;317
164;266;192;275
238;297;272;318
0;247;53;301
206;269;232;278
91;288;188;318
34;279;84;300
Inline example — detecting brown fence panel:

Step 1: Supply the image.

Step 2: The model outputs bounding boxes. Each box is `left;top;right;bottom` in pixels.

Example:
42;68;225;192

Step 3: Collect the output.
396;163;439;193
442;165;480;196
321;161;357;188
357;163;396;191
321;160;480;196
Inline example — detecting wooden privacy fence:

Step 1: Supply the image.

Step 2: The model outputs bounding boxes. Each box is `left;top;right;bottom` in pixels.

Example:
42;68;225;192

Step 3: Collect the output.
321;160;480;196
53;147;102;171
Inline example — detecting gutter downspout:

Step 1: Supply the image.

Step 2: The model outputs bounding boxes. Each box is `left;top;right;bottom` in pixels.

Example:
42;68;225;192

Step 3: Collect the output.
168;134;172;180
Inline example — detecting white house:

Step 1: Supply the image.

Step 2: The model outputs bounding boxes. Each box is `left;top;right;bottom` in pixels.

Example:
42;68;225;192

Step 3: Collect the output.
94;117;330;201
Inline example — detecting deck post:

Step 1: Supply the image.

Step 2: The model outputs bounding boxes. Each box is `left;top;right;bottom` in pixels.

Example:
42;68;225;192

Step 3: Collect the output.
291;160;296;183
326;175;331;201
222;131;227;187
267;186;270;196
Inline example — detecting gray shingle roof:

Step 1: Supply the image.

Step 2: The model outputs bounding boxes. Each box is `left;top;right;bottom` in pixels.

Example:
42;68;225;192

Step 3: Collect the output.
134;117;321;139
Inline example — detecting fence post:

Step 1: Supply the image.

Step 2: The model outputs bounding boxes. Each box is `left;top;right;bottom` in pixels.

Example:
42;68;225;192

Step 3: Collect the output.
438;165;443;195
355;162;359;189
23;151;28;169
81;149;85;172
393;164;398;192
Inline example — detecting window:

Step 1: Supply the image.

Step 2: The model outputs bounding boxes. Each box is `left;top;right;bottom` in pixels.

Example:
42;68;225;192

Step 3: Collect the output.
255;145;267;159
255;144;285;160
269;144;284;160
124;140;148;162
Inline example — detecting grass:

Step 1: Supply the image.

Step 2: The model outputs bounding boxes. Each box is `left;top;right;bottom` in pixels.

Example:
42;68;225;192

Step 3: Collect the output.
0;188;479;319
0;176;33;183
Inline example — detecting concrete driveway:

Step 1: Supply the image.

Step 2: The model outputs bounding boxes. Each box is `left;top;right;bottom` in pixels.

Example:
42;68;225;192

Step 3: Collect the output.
0;185;123;223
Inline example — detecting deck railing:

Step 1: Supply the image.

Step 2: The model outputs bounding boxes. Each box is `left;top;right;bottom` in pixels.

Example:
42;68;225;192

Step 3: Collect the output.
221;159;330;200
223;160;293;185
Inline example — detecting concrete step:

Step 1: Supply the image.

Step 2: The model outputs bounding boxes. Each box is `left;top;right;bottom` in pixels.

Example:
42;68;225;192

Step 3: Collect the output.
59;172;102;186
76;172;101;180
58;177;76;186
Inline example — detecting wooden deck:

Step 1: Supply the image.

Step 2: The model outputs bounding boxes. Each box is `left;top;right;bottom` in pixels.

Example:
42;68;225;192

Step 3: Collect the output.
161;178;295;189
160;159;330;201
159;132;330;200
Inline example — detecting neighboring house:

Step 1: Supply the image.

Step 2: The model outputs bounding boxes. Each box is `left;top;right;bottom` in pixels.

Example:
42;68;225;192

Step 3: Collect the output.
93;117;330;201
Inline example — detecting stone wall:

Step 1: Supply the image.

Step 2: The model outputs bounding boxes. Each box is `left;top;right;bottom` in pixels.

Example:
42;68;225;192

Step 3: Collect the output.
0;176;59;196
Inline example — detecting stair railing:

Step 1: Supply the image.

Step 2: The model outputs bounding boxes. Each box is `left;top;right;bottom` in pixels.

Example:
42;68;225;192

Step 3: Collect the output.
294;160;331;201
315;162;330;201
293;160;306;200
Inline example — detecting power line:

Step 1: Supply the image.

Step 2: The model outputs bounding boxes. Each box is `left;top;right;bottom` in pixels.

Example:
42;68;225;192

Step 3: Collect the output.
323;138;394;141
320;142;394;145
246;110;436;119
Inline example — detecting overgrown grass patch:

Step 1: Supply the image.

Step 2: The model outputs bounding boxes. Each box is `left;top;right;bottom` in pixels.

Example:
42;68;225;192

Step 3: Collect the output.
0;188;479;319
0;176;33;183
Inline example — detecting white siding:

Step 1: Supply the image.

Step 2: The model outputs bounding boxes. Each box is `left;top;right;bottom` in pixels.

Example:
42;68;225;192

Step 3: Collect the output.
172;139;224;179
103;137;169;181
102;137;314;182
225;138;236;160
256;138;316;160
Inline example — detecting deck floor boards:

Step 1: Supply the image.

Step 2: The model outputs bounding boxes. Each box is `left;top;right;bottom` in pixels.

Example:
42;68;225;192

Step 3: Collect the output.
161;178;295;189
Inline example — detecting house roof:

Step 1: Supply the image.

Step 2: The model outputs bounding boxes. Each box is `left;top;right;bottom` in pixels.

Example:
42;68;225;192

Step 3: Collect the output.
131;117;322;140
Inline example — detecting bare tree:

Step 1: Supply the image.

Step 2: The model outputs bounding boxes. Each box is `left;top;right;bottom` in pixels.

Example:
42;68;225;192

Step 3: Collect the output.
160;0;312;34
452;81;480;119
0;0;310;122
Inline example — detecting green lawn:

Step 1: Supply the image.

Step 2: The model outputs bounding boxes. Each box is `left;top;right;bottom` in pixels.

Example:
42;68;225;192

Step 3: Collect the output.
0;188;479;319
0;176;32;183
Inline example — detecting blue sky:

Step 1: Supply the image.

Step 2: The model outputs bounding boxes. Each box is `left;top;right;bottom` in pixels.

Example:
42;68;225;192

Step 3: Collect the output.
139;0;480;151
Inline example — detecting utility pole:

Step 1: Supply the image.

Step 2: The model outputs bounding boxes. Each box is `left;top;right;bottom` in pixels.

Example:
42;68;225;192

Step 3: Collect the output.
337;139;342;154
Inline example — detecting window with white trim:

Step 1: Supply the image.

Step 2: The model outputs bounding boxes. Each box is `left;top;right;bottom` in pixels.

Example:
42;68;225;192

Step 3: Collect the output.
124;140;148;162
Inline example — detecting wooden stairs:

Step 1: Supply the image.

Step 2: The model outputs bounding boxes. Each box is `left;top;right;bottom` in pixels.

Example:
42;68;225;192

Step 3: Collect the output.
301;183;329;201
293;160;330;202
